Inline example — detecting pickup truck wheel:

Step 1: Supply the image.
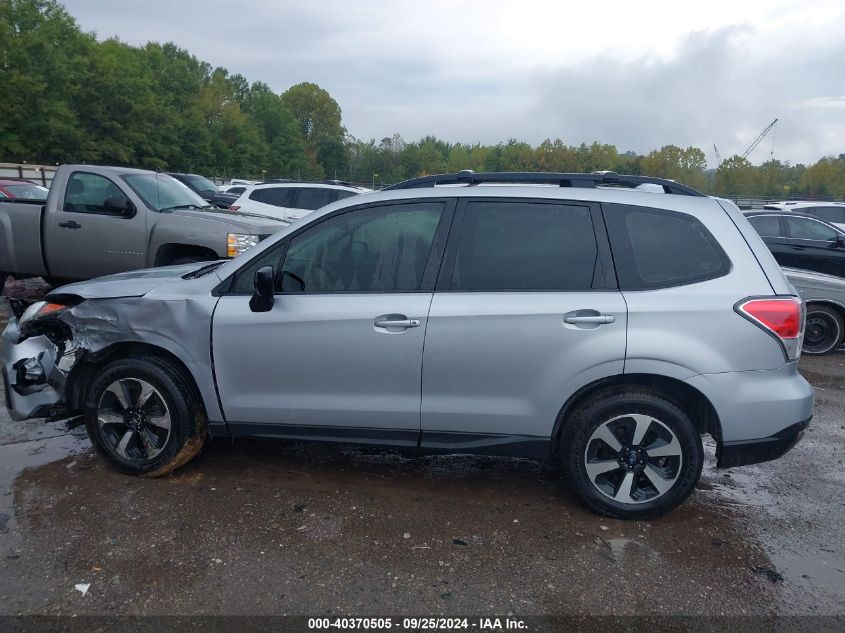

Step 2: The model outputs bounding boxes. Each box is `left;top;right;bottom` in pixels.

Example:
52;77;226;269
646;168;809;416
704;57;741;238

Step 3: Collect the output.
560;388;703;520
803;305;844;355
84;357;207;477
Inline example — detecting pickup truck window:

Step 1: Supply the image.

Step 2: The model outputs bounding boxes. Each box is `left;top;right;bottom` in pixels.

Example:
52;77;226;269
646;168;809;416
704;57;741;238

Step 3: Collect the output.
64;172;129;215
123;173;209;211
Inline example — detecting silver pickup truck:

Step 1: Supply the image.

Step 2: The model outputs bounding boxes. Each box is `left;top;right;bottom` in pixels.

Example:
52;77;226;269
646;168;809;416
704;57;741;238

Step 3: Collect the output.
0;165;285;292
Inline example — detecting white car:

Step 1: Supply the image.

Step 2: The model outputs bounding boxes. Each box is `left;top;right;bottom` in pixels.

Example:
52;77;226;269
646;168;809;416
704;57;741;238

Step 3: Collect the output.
764;201;845;232
229;182;372;222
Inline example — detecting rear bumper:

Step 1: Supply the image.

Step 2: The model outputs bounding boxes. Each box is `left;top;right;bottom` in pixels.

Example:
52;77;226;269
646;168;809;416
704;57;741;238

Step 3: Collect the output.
684;362;815;468
716;417;811;468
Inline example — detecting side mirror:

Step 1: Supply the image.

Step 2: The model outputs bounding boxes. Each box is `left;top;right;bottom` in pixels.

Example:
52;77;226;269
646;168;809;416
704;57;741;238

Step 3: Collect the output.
836;234;845;248
249;265;275;312
103;197;137;218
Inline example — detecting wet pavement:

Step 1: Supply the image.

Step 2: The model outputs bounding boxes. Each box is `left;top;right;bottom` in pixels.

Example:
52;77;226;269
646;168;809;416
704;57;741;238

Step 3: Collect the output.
0;279;844;620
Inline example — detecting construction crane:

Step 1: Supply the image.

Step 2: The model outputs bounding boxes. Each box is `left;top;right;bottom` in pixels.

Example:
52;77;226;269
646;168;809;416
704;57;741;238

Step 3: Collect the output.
740;118;778;160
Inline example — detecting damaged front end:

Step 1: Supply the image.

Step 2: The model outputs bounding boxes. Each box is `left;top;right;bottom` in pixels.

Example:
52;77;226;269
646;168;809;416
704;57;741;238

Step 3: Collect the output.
1;297;86;421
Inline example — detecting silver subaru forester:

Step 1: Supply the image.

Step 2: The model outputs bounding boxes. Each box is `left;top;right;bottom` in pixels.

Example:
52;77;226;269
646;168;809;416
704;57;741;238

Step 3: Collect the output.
1;171;814;519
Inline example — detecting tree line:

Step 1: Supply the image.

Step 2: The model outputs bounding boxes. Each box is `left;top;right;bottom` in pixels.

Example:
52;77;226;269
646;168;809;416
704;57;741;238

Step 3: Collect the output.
2;0;844;199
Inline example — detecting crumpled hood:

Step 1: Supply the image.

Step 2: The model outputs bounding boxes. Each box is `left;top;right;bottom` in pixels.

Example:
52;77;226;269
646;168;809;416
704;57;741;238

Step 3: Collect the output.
47;262;209;300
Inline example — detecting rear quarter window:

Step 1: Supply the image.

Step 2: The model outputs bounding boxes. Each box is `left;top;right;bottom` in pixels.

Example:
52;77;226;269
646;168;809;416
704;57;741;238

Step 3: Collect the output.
604;204;731;290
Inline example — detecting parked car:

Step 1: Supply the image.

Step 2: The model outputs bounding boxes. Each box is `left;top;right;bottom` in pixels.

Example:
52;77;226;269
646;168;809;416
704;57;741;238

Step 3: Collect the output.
763;201;845;232
166;173;238;209
218;185;248;196
0;165;285;294
0;178;49;201
744;210;845;278
783;267;845;355
230;181;372;222
1;171;813;520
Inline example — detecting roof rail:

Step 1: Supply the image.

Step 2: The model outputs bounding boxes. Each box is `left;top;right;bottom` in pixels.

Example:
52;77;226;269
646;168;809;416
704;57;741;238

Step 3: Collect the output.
384;170;706;197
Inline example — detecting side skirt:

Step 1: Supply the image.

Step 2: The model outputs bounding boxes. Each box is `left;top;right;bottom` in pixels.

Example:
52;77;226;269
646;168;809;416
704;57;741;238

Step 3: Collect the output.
222;422;550;459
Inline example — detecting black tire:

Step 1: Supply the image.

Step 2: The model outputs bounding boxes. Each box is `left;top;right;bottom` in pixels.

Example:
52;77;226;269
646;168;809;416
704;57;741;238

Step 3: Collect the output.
803;305;844;355
560;388;704;520
84;356;207;477
0;272;6;295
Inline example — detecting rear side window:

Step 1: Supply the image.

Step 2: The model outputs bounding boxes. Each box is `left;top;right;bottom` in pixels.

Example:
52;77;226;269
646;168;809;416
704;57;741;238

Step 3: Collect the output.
296;187;337;210
249;187;296;207
604;204;731;290
747;215;784;237
450;201;598;291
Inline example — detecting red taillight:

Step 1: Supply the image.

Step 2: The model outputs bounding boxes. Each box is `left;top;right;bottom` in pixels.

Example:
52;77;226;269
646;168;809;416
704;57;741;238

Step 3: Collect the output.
229;205;240;212
738;298;801;339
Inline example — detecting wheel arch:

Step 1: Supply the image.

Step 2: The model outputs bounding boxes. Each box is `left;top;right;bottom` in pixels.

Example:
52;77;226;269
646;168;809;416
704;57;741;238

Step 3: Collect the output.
66;342;208;419
805;299;845;320
154;243;219;267
550;373;721;459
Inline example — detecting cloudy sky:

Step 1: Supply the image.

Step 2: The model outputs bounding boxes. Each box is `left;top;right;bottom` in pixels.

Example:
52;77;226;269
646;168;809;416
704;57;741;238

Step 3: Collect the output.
63;0;845;166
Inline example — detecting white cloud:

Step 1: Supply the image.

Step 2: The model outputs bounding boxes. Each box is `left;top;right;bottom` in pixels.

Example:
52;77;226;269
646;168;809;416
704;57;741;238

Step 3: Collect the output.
62;0;845;164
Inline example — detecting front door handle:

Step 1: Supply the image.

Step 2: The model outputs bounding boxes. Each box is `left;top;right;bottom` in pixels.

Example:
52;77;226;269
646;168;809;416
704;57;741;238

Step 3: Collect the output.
59;221;82;229
374;316;421;329
563;314;615;325
790;245;806;251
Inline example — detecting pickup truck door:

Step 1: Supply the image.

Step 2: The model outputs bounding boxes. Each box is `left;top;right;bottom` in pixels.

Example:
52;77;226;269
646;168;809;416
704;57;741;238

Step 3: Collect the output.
44;170;147;279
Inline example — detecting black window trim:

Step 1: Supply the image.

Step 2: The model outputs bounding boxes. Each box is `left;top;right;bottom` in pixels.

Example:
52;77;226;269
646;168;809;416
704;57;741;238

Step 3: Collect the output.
434;197;616;293
62;169;131;216
601;202;733;291
214;197;457;296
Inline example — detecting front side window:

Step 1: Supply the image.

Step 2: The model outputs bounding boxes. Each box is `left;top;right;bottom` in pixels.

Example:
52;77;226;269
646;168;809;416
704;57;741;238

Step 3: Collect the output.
785;216;839;241
748;215;784;237
450;201;598;291
604;204;731;290
64;172;130;214
233;202;444;293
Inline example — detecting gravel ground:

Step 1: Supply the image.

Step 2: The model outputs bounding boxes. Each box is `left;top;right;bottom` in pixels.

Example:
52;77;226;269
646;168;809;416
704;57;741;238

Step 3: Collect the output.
0;278;843;625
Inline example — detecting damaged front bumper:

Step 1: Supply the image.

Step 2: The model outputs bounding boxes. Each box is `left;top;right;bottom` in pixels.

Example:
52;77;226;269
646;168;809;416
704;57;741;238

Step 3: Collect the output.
1;316;79;421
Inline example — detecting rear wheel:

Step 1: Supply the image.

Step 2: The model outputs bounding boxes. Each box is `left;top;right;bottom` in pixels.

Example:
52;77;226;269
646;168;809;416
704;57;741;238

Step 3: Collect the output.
803;305;844;355
84;357;206;477
561;388;703;520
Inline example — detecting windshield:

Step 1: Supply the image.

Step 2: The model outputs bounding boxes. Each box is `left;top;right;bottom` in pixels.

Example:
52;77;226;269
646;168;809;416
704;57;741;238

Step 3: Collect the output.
122;174;210;211
3;184;49;200
186;174;220;194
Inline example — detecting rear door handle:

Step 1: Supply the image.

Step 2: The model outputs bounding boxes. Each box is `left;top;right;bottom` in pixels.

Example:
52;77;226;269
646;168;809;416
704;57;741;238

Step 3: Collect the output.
374;316;421;329
563;314;615;325
59;221;81;229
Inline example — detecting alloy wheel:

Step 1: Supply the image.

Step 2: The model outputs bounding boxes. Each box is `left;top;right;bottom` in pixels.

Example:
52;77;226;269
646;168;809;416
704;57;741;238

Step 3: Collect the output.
584;413;683;504
97;378;172;462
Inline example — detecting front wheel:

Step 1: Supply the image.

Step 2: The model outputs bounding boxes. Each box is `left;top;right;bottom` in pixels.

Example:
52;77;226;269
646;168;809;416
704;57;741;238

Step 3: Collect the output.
561;388;703;520
84;357;207;477
803;305;844;355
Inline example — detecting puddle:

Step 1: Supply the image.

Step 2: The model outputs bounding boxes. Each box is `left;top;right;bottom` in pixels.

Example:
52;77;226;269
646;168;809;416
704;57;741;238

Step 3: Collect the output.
0;424;90;534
